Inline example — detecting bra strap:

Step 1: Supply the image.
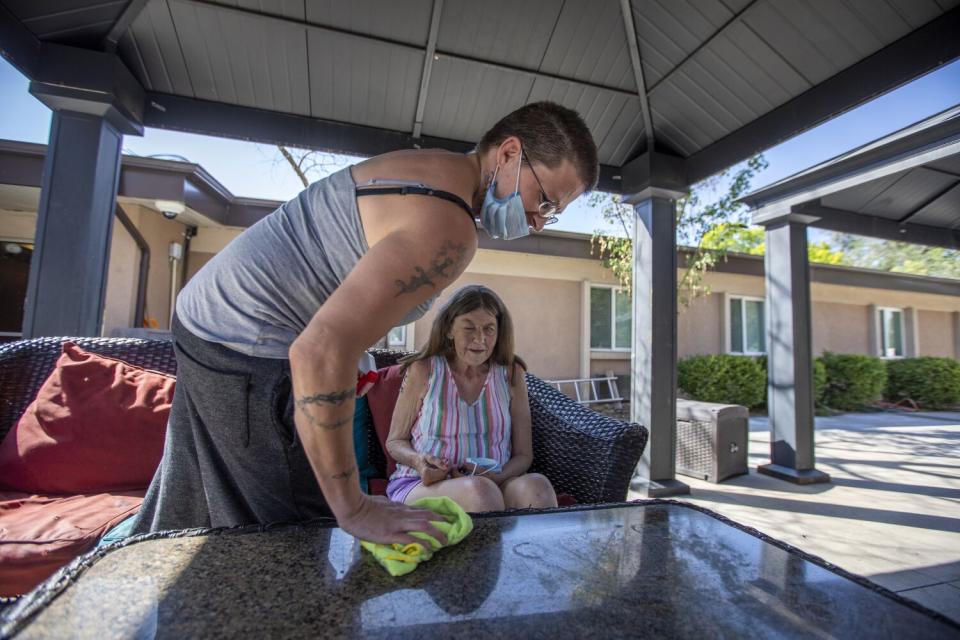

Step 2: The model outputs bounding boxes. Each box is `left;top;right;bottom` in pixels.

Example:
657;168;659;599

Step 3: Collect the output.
355;185;474;222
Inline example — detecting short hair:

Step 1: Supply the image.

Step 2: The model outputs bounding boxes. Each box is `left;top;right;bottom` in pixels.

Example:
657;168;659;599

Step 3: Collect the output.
478;101;599;191
401;285;526;383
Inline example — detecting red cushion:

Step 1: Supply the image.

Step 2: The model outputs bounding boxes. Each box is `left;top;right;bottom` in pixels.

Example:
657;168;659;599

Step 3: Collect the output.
0;342;175;494
364;364;406;478
367;478;389;497
0;490;144;596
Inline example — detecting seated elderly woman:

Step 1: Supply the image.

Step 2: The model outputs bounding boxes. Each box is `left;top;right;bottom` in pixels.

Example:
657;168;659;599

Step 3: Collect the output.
385;285;558;512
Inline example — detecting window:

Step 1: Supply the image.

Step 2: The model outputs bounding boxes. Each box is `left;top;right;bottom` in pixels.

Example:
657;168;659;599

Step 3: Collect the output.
590;286;631;351
878;308;904;358
729;296;765;355
386;325;407;348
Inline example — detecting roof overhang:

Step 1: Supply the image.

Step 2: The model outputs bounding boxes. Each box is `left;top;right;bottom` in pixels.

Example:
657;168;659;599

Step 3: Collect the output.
742;107;960;249
2;1;958;193
0;139;280;226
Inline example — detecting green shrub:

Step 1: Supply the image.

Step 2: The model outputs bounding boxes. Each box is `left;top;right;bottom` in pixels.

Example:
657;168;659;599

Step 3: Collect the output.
678;355;766;408
812;358;827;406
756;355;827;407
820;352;886;410
885;357;960;409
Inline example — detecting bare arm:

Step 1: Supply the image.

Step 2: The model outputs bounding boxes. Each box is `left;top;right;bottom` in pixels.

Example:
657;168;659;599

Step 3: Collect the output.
289;210;476;543
385;360;451;484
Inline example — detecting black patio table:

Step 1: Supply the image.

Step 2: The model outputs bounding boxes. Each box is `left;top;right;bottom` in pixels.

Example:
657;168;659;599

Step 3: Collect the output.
3;501;957;639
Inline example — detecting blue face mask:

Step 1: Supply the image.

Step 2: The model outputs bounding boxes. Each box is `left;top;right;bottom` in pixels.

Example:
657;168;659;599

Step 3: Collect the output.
479;150;530;240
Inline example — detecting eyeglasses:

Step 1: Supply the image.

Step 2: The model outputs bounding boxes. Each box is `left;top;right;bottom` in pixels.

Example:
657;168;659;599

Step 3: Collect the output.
523;155;560;226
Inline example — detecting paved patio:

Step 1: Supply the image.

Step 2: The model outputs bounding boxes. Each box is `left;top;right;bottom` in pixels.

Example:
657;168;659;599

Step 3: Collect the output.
630;411;960;623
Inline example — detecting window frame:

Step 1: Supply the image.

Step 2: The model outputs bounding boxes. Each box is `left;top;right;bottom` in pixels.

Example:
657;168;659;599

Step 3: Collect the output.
727;294;767;356
876;306;905;359
589;284;631;353
386;324;407;348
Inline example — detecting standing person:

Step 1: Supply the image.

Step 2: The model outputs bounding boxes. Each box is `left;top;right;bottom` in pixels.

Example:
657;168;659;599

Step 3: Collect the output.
385;285;558;512
132;102;598;545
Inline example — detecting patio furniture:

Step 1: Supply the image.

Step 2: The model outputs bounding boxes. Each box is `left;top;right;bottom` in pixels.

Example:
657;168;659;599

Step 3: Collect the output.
675;399;749;483
0;339;647;505
3;501;956;638
365;348;646;503
0;338;647;598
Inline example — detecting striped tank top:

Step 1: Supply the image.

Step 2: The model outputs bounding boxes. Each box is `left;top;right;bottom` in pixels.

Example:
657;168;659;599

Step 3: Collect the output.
391;355;512;480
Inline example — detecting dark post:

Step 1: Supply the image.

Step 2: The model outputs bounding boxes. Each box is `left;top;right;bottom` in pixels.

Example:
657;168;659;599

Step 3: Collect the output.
628;190;689;497
758;219;829;484
22;112;126;337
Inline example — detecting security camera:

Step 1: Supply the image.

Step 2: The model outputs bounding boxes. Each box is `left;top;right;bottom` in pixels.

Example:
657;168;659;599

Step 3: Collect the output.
155;200;185;221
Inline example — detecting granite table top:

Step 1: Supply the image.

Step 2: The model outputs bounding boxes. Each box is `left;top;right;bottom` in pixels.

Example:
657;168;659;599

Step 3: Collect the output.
3;502;958;639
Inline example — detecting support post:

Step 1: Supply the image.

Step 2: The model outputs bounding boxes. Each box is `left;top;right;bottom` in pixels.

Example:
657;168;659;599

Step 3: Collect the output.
629;190;689;497
954;311;960;361
758;220;829;485
22;111;126;337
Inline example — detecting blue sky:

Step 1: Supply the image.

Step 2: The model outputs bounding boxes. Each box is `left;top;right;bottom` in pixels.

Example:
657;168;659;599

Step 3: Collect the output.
1;55;958;236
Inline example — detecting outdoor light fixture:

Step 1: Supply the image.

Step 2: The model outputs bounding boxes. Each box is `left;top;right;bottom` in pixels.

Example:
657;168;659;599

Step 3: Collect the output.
155;200;186;220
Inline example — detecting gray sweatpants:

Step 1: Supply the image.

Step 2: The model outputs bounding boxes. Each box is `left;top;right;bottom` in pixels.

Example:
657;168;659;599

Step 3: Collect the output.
132;315;331;533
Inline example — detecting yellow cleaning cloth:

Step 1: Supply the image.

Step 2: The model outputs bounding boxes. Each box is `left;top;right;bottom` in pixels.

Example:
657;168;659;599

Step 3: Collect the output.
359;496;473;576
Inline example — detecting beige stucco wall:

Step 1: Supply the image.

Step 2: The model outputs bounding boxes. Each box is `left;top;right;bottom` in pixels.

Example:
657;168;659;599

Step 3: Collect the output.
410;271;583;380
120;204;190;331
811;302;870;355
678;292;723;358
918;310;955;357
0;205;189;334
0;210;35;241
101;220;139;335
186;251;215;284
4;197;960;366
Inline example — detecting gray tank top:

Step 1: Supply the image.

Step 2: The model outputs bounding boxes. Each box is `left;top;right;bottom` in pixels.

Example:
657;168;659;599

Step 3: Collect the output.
176;167;441;358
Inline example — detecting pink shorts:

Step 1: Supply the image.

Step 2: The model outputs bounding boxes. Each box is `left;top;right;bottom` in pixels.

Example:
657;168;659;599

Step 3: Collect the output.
386;476;422;503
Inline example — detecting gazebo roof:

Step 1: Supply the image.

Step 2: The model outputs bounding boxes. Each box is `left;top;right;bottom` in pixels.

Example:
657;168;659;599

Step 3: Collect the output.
2;0;958;192
742;105;960;248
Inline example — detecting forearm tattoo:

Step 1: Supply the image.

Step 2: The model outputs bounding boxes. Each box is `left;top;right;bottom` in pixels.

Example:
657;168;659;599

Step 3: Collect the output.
295;388;353;431
394;242;467;297
296;389;352;408
332;465;356;481
299;412;350;431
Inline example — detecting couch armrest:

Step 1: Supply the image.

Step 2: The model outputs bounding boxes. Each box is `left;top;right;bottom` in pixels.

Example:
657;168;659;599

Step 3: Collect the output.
526;375;648;503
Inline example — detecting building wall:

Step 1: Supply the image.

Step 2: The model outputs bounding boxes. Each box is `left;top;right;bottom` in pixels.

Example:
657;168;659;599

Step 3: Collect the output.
120;204;189;331
678;293;723;358
0;210;35;240
101;220;139;335
186;251;215;283
411;272;583;380
811;302;870;355
918;310;955;357
4;197;960;364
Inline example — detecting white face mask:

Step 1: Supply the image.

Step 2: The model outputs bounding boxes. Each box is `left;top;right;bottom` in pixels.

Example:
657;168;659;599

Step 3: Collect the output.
464;456;503;476
479;150;530;240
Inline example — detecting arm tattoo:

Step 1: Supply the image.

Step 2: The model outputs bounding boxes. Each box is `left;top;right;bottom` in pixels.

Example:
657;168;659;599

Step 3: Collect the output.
295;388;352;408
332;465;356;481
394;242;467;297
295;388;353;431
299;411;350;431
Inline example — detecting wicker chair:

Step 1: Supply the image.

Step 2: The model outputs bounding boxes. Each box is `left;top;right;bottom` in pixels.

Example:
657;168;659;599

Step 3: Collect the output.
0;338;648;503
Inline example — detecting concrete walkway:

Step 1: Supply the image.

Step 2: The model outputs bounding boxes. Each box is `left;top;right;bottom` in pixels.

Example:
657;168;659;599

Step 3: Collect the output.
629;411;960;622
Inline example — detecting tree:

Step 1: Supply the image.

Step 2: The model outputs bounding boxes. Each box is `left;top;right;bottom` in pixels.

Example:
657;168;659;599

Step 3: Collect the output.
590;155;768;307
830;234;960;279
276;145;345;188
699;223;845;265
